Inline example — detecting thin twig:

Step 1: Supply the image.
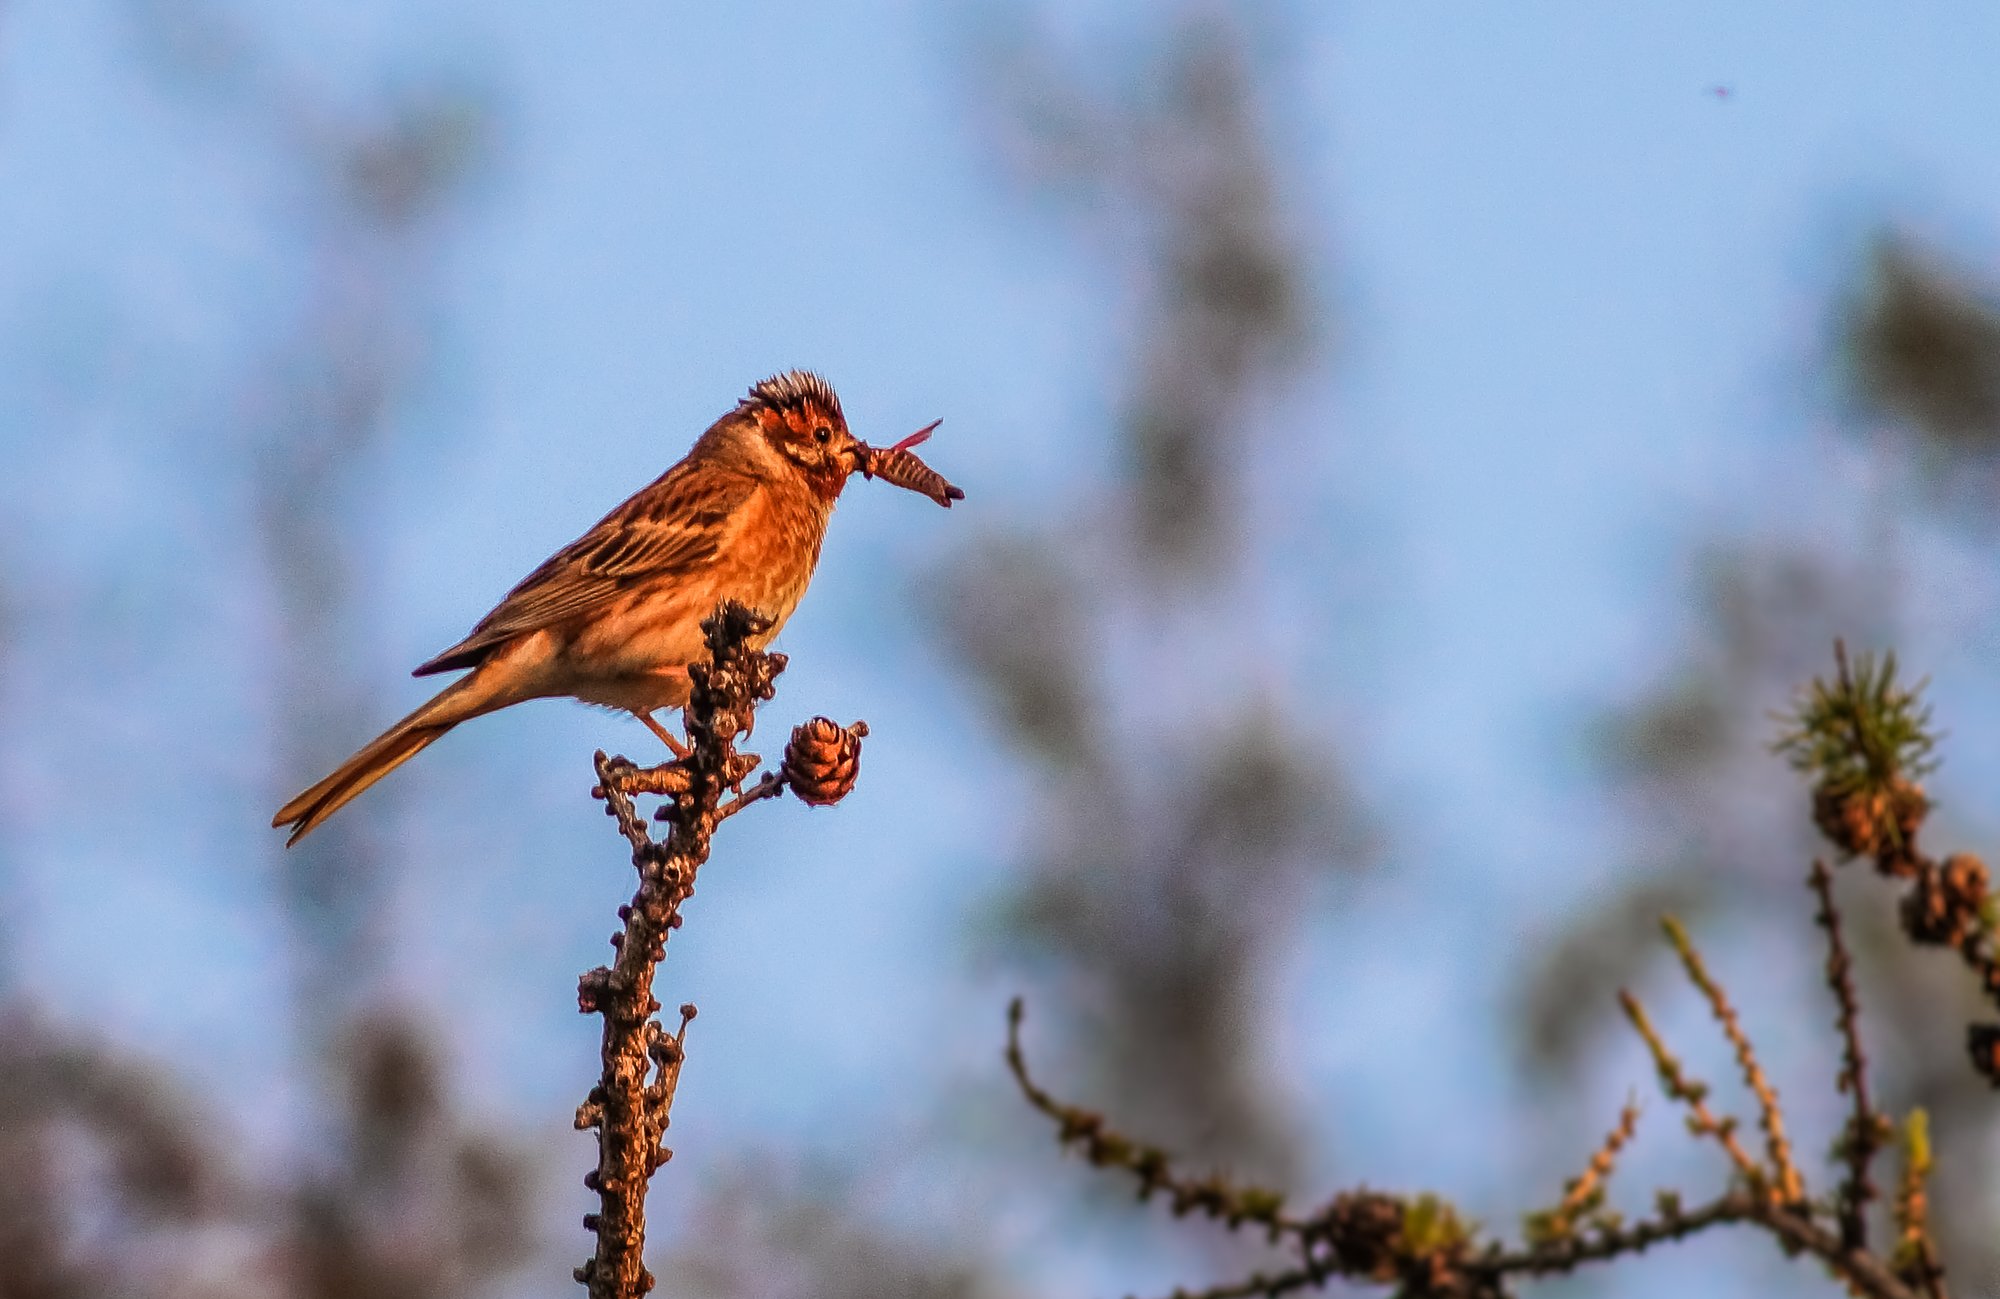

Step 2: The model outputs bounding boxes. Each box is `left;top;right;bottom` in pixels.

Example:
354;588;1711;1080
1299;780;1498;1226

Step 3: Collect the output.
1541;1100;1641;1238
1659;917;1806;1206
1482;1190;1925;1299
1151;1269;1323;1299
1485;1191;1759;1278
717;770;787;820
1617;989;1763;1188
1005;998;1298;1240
1146;1190;1929;1299
1811;859;1884;1251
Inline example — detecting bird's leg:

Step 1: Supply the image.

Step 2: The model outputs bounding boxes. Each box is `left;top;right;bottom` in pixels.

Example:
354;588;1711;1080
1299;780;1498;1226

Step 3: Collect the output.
638;712;690;759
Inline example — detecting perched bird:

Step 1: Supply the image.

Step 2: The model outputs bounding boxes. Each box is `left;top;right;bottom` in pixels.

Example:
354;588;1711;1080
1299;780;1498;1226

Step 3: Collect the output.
273;371;959;846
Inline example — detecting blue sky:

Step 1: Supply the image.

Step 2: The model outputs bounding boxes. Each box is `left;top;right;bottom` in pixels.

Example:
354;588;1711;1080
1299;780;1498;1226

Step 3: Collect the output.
2;3;1998;1294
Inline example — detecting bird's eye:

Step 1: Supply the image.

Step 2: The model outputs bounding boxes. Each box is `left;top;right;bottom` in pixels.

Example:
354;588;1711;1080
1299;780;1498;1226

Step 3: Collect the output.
813;426;832;444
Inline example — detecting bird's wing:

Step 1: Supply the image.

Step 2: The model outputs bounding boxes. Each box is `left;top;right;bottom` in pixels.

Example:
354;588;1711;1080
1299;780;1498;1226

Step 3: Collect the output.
414;463;757;676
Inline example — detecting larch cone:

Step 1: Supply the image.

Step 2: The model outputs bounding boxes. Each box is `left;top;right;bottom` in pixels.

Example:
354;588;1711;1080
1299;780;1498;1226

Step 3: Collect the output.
783;717;868;806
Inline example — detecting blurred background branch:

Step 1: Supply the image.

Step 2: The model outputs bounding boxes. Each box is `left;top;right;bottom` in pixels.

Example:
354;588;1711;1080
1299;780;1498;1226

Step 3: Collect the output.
1006;685;1986;1297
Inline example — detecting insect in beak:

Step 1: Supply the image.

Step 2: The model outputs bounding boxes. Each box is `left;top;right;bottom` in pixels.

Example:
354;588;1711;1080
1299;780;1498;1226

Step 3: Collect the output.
855;420;963;507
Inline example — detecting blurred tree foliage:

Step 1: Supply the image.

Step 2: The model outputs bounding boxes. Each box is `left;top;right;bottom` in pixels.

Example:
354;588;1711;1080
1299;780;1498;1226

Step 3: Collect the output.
0;1009;531;1299
126;0;500;1138
938;5;1361;1192
663;1163;1014;1299
0;4;530;1297
1842;233;2000;469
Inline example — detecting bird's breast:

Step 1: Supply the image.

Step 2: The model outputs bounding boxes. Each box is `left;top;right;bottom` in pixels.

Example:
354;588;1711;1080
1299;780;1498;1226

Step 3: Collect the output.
725;484;833;640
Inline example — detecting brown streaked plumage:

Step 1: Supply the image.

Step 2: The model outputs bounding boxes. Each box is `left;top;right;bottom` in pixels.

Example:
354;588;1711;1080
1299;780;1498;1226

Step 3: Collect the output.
272;371;958;846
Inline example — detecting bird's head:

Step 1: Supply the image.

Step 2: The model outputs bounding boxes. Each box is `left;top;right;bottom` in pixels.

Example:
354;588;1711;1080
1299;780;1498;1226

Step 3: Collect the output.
735;370;864;502
712;370;961;508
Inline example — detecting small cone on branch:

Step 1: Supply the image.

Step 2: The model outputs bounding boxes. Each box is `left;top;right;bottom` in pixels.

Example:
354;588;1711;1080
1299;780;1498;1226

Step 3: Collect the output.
1902;853;1992;947
1813;775;1928;871
784;717;868;806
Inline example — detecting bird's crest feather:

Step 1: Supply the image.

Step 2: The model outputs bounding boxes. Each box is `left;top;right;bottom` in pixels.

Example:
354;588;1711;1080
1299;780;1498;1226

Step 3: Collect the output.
742;370;842;421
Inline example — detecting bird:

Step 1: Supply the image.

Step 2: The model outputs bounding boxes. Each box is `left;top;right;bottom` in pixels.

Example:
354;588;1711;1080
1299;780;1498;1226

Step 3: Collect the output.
273;370;957;846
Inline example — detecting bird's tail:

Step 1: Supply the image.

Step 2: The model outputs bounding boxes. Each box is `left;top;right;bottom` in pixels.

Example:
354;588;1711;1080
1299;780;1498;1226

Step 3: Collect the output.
273;677;488;847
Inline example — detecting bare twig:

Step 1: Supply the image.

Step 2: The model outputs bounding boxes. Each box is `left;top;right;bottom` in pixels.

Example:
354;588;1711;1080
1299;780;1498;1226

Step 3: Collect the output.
1484;1189;1925;1299
571;619;871;1298
717;771;787;820
1811;858;1887;1251
1526;1100;1640;1243
1151;1268;1323;1299
573;603;783;1299
1179;1191;1929;1299
1617;988;1763;1187
1657;917;1806;1206
1004;998;1296;1239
